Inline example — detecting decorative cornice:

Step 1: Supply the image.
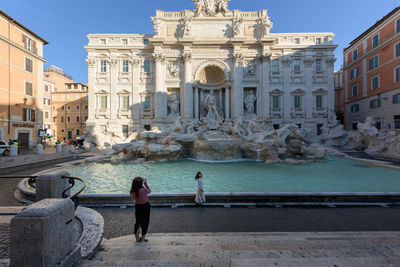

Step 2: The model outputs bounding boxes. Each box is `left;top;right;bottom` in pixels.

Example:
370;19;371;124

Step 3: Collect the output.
152;53;166;63
181;53;192;63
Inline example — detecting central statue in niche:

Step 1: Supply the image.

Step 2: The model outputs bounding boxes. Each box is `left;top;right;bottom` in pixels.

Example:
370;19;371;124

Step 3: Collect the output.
204;90;224;130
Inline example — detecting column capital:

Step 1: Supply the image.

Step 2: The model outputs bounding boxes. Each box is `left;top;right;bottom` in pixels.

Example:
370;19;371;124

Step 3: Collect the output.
233;53;244;63
86;57;97;68
181;53;192;63
258;53;271;62
282;56;292;68
130;57;141;67
304;57;314;68
109;57;119;67
152;53;166;63
326;56;336;67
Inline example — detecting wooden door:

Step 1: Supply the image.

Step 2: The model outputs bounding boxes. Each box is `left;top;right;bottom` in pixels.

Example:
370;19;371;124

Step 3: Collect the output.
18;132;29;148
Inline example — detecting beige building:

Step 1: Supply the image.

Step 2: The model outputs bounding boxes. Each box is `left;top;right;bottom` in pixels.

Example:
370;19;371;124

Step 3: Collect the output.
51;82;88;141
0;10;48;147
43;79;54;133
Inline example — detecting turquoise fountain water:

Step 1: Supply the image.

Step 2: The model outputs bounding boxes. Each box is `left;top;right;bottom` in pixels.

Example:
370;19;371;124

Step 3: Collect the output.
67;157;400;194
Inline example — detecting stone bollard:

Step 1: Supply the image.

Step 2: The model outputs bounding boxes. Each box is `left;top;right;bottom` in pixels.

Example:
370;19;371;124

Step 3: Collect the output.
69;145;76;153
10;198;81;267
36;171;71;201
10;144;18;157
56;143;62;153
37;144;43;155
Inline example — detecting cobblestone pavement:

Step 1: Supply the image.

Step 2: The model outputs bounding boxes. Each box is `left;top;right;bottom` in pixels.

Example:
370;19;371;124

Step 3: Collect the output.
94;206;400;240
0;224;10;260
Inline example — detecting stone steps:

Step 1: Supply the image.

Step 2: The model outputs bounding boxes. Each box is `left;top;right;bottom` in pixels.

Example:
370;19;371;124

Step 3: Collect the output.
79;232;400;266
80;257;397;267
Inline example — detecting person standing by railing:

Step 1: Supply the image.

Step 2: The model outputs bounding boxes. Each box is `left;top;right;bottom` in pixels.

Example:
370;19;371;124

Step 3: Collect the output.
130;177;151;242
195;171;205;205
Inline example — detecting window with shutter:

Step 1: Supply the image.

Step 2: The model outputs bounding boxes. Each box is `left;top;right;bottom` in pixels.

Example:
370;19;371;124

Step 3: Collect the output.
31;110;35;122
25;82;33;96
22;108;27;121
25;58;33;73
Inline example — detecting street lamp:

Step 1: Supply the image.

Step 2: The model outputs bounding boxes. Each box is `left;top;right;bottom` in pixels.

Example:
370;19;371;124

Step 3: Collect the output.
23;97;28;106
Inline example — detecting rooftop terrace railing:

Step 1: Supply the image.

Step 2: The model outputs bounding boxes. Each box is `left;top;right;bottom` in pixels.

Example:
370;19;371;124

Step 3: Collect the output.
44;66;73;80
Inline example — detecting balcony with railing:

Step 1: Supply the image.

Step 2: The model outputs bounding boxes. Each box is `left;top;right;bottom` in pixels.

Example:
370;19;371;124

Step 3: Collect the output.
24;43;37;55
270;107;283;117
291;71;305;82
313;107;328;117
313;70;327;83
291;107;305;117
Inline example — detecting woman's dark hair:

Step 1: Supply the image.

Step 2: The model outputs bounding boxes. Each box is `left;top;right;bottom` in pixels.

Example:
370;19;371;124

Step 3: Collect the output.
130;177;144;196
195;171;202;180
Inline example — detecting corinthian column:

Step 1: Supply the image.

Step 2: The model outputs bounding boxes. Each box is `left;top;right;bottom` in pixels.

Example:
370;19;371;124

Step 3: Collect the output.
182;53;193;120
232;53;244;119
86;57;97;122
153;53;166;120
109;57;119;120
260;53;271;118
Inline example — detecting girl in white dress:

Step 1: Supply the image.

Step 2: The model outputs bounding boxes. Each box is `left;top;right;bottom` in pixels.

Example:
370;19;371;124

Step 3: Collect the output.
195;171;206;205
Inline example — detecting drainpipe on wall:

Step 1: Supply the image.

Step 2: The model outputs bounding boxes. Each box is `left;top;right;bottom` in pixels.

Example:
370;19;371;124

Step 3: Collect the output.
8;20;11;136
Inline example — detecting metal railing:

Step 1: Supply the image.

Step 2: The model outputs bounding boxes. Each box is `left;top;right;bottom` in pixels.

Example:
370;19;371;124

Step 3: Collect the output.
0;175;86;204
61;176;86;200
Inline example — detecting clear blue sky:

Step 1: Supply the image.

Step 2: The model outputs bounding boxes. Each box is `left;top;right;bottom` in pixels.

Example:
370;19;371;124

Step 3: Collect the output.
2;0;399;83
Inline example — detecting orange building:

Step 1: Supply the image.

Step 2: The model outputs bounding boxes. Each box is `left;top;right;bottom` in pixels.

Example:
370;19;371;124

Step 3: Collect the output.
51;82;88;141
0;10;48;147
343;6;400;130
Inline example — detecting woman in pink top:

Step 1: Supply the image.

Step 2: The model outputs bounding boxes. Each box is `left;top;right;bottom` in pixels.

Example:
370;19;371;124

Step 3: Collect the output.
130;177;151;242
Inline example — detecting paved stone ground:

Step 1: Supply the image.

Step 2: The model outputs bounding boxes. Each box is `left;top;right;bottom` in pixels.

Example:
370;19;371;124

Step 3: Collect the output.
94;206;400;240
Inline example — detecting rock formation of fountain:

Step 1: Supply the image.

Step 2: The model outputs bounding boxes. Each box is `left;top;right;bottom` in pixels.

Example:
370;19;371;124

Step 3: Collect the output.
84;112;400;164
84;114;334;164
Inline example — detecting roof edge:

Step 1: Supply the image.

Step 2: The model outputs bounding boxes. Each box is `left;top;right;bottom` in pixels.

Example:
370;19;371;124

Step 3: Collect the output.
0;9;49;45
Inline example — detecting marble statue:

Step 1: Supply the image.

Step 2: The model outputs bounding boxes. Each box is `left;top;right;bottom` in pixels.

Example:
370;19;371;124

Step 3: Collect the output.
194;0;230;16
216;0;230;14
182;16;192;37
233;16;243;37
246;119;259;136
232;118;245;137
259;15;273;38
193;0;206;14
168;92;180;116
171;116;186;134
204;90;223;129
244;90;256;115
150;16;161;36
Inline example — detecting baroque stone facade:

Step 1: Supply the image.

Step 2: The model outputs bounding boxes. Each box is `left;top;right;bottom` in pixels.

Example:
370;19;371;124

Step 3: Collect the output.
85;0;337;139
